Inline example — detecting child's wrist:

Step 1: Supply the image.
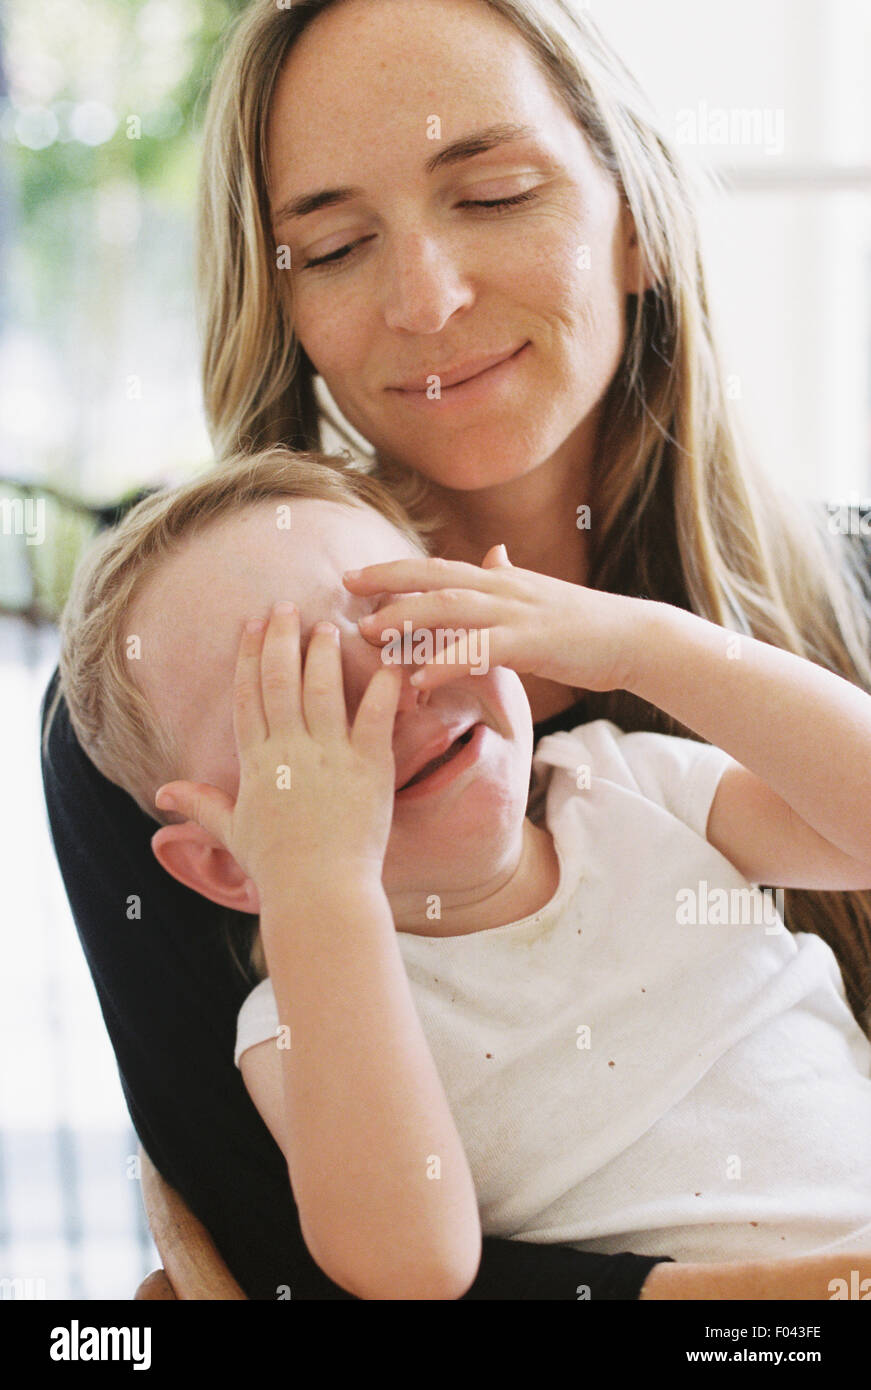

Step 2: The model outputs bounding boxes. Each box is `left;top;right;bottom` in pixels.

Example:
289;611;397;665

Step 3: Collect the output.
621;598;674;697
256;862;387;918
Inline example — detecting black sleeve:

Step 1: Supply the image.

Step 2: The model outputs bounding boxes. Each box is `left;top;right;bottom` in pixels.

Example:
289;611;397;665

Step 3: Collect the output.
39;667;672;1300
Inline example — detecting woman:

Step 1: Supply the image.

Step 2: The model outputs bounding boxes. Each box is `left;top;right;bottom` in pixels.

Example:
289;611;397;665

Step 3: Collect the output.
42;0;871;1299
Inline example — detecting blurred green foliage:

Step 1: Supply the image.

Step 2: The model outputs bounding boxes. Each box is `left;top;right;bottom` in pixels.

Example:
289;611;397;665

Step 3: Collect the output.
1;0;254;621
7;0;250;223
3;0;252;321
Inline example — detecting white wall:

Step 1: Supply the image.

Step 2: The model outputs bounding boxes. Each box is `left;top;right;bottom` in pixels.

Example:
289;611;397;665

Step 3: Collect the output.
591;0;871;503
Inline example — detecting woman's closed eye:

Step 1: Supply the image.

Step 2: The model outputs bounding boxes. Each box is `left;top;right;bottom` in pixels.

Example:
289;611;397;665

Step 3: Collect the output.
299;190;540;271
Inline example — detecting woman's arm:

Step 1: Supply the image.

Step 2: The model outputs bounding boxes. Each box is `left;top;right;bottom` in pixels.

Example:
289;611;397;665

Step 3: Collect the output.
640;1251;871;1300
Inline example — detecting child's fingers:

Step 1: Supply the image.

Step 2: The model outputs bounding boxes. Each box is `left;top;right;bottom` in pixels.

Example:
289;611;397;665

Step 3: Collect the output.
357;589;497;646
232;618;269;751
351;662;404;760
408;630;499;692
408;660;473;693
480;543;511;568
343;556;498;595
258;602;302;733
301;621;350;741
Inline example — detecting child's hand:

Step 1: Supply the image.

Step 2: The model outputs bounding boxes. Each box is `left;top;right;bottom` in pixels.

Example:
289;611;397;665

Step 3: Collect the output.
154;602;404;894
344;544;645;695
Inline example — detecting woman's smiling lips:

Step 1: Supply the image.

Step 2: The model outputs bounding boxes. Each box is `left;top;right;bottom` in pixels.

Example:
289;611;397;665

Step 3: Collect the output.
387;343;530;407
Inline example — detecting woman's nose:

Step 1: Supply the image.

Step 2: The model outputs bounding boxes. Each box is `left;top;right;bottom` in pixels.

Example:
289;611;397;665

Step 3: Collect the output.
381;230;473;334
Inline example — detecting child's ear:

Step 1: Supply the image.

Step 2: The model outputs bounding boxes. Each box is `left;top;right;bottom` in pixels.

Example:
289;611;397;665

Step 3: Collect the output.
150;822;260;915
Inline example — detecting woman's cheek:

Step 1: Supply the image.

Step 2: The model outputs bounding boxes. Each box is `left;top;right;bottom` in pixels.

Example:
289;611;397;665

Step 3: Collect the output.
289;281;362;378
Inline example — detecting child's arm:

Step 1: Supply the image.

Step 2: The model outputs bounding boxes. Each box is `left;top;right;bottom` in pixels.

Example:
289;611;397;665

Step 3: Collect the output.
623;601;871;889
345;548;871;891
704;759;871;890
254;872;481;1301
155;605;481;1301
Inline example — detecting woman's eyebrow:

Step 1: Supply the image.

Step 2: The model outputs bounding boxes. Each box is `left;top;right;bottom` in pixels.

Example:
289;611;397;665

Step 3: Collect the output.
271;122;539;227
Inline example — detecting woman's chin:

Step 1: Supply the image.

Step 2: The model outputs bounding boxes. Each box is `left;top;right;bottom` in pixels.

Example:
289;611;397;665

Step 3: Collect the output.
376;430;549;493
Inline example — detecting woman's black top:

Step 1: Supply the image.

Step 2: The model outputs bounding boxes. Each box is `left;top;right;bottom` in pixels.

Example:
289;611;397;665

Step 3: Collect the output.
39;669;672;1299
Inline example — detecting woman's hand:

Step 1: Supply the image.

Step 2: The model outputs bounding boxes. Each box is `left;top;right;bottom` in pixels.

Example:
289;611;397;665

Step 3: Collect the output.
344;543;646;695
154;602;403;893
640;1250;871;1300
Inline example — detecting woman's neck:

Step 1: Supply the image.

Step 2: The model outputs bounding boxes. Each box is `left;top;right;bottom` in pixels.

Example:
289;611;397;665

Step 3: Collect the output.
427;445;593;724
429;454;591;581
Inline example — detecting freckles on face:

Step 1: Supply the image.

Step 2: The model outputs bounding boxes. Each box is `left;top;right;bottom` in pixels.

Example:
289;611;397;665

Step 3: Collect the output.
266;0;634;490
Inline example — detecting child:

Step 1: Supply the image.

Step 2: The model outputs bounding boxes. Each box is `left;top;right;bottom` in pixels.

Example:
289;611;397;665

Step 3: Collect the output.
59;446;871;1301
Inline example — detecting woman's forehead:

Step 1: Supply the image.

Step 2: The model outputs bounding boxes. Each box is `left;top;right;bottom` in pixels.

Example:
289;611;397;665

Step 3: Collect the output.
266;0;553;163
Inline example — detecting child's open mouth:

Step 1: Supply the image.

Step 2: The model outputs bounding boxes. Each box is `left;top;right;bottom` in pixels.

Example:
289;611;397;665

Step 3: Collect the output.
395;724;483;799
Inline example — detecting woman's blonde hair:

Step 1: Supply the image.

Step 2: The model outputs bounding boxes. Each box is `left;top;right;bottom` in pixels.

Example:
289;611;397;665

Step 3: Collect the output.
151;0;866;1025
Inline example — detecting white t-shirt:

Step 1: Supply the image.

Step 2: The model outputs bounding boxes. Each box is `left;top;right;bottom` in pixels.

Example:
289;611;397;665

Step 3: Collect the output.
235;718;871;1262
